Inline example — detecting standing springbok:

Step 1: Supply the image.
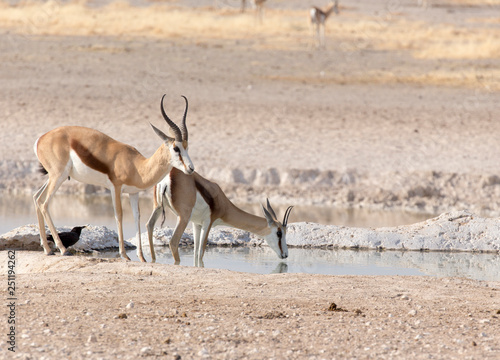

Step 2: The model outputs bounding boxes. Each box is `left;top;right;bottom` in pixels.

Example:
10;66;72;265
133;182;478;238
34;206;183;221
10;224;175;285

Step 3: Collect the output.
145;168;293;266
33;95;194;261
241;0;267;22
310;0;339;48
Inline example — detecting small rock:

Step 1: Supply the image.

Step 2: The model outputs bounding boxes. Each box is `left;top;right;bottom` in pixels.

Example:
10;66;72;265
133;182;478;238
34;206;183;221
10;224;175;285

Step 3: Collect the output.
87;334;97;343
126;301;134;309
197;347;209;357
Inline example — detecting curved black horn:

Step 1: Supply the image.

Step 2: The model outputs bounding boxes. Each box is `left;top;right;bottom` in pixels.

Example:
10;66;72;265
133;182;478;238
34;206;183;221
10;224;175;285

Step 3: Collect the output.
283;206;294;226
180;95;188;141
160;94;182;142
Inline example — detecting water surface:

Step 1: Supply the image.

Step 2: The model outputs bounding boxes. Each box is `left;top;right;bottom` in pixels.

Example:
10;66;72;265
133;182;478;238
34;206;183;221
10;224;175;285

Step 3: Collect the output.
5;194;498;282
95;246;500;281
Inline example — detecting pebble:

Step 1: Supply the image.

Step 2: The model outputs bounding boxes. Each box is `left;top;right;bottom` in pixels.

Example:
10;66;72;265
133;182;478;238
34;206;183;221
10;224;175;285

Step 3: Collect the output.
87;334;97;343
197;347;209;357
126;301;134;309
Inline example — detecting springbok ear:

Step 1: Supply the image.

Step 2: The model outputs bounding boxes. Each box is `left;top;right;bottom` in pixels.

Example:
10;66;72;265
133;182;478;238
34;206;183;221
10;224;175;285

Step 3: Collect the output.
266;198;278;221
261;204;276;227
150;123;174;143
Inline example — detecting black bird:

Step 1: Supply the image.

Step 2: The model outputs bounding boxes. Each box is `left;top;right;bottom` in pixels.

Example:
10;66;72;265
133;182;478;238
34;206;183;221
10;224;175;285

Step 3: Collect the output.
47;226;86;248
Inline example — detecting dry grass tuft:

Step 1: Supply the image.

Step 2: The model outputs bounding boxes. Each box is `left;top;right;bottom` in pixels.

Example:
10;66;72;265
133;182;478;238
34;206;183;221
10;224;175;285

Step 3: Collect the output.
0;0;498;59
0;0;498;90
266;68;500;91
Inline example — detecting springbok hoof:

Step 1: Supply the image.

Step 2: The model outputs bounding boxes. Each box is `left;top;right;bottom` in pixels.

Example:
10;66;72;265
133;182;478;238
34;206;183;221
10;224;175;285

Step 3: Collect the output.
45;251;55;256
61;251;73;256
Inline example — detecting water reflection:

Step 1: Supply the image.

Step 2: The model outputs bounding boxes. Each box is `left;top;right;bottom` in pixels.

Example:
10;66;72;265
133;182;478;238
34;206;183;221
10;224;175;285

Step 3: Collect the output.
272;262;289;274
0;194;434;236
91;246;500;281
6;194;497;281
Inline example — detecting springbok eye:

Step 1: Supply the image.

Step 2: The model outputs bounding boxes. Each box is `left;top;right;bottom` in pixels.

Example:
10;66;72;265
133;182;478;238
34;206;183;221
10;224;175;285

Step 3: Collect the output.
173;146;180;153
277;229;282;239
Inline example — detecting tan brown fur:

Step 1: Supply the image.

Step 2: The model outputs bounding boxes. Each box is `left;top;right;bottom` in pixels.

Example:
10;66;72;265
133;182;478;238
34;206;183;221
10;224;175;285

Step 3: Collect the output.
146;169;283;265
310;0;339;47
34;124;192;261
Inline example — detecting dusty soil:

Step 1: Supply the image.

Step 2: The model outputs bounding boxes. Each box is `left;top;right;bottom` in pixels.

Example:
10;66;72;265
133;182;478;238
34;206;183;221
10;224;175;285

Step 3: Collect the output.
0;0;499;216
1;1;500;359
1;252;500;359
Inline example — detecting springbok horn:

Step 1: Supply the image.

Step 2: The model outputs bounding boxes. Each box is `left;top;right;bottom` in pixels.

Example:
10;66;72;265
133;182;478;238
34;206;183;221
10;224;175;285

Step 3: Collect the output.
160;94;182;142
266;198;278;220
180;95;188;141
283;206;294;227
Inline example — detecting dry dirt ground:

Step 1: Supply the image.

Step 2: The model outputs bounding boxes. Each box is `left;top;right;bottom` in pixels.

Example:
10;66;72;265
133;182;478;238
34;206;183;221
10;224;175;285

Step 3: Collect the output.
1;0;500;359
0;0;499;215
1;252;500;359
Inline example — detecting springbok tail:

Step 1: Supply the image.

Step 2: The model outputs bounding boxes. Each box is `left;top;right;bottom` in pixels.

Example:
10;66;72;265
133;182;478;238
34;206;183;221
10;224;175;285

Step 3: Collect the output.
38;163;48;175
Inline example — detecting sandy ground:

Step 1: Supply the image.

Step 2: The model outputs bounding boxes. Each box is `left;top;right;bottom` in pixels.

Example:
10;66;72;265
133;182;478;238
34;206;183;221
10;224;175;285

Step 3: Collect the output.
1;252;500;359
0;0;499;216
1;0;500;358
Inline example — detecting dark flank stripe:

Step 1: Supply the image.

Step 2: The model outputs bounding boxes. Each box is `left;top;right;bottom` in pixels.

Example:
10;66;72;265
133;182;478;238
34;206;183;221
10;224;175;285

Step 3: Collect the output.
168;171;176;203
70;140;109;174
38;163;48;175
195;179;215;212
278;228;283;254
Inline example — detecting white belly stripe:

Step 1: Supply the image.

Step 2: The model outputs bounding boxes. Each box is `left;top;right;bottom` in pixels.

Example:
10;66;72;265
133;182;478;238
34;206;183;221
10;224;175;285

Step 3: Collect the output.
69;150;110;188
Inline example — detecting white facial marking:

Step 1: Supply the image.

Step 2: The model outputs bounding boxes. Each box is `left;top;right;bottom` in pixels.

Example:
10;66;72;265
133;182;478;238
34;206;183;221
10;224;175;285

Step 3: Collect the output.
264;225;289;260
170;141;194;175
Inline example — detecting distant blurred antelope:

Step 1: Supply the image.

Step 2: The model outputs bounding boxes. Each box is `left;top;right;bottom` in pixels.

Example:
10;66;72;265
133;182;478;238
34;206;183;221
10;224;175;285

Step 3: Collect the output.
241;0;267;23
418;0;429;8
310;0;339;48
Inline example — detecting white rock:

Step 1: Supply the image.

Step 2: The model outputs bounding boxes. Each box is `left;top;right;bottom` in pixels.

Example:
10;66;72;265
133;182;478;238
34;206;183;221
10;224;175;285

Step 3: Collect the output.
0;224;134;252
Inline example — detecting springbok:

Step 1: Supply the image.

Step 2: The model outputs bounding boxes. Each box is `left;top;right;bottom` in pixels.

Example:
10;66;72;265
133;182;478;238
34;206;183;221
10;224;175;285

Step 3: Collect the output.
241;0;267;22
310;0;339;48
145;168;293;266
33;95;194;261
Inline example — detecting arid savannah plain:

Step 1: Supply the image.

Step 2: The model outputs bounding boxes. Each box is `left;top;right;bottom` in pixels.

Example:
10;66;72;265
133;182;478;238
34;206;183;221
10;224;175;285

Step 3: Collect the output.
1;0;500;359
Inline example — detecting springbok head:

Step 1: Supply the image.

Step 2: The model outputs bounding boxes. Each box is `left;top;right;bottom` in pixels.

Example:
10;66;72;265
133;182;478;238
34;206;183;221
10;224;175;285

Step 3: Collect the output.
261;199;293;260
150;95;194;175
